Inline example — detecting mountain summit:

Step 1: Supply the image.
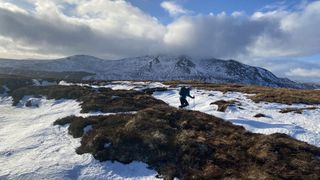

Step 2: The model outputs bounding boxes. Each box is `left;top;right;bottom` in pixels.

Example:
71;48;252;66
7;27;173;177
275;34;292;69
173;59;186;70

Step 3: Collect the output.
0;55;307;89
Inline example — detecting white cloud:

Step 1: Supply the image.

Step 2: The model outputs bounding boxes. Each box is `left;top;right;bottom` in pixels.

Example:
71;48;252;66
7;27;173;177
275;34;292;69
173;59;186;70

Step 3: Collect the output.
286;68;320;78
248;1;320;58
0;0;166;59
160;1;190;17
231;11;245;17
0;0;320;63
0;2;28;14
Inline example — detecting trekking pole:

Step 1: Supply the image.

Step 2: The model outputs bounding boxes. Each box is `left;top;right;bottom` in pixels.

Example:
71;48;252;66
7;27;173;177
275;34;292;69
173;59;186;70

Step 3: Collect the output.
193;97;195;110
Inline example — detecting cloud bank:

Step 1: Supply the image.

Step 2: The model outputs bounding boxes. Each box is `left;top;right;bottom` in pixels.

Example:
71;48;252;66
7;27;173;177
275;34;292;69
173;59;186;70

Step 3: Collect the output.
286;68;320;78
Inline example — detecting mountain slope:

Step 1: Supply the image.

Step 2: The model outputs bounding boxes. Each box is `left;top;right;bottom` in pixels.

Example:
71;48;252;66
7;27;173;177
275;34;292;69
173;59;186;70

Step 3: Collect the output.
0;55;308;89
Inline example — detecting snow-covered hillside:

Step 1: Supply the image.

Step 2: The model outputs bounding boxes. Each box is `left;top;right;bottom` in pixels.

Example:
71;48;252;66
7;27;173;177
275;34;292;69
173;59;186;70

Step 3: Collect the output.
0;55;308;89
0;96;158;179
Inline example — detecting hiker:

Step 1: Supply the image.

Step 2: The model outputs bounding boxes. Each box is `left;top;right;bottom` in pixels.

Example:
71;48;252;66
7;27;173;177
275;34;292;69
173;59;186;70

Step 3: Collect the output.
179;86;195;108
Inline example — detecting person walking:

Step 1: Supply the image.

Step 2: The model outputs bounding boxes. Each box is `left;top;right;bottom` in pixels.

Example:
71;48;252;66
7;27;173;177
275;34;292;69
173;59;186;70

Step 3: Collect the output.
179;86;195;108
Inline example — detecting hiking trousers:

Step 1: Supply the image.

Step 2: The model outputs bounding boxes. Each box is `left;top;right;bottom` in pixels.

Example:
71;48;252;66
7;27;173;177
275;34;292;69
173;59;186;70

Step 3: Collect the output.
179;97;189;108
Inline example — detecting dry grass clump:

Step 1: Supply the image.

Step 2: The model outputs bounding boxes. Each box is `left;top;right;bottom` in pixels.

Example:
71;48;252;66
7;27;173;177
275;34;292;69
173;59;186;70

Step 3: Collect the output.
279;107;317;114
142;87;168;95
164;81;320;105
210;100;239;112
9;85;168;113
0;74;33;93
56;104;320;180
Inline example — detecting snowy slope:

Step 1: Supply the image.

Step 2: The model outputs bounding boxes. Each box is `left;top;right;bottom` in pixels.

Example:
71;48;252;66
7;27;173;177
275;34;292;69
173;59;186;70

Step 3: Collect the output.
0;96;159;180
153;89;320;147
0;55;307;89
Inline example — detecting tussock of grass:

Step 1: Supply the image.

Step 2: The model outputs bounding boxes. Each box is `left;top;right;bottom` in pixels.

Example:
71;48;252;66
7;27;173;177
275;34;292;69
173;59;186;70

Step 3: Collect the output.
9;85;168;113
142;87;168;95
0;74;33;92
254;113;268;118
210;100;239;112
279;107;317;114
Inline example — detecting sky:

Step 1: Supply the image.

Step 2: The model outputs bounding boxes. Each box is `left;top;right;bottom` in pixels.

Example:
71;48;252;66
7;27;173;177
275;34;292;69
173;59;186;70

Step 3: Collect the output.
0;0;319;82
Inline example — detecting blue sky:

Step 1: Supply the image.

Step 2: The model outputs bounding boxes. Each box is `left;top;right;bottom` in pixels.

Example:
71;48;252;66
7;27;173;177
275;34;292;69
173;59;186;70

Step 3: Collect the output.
130;0;306;23
0;0;319;82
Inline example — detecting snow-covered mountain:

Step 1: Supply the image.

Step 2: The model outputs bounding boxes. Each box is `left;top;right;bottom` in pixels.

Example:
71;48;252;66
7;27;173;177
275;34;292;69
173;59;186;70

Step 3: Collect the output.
0;55;309;88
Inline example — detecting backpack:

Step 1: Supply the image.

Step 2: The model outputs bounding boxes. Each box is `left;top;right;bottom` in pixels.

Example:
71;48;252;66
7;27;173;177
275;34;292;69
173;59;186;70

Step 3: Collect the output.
179;87;189;97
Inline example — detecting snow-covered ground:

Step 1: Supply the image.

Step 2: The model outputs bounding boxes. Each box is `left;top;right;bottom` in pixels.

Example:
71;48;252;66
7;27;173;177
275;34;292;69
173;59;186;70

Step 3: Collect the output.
1;81;319;179
0;96;159;180
153;89;320;147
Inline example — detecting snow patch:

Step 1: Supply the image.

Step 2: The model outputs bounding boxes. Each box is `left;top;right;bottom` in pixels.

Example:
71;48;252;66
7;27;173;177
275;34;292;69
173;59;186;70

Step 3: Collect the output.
104;143;112;148
79;111;137;118
17;96;42;108
0;97;159;179
1;85;9;96
33;79;57;86
111;95;120;99
59;80;169;91
2;85;9;92
83;125;93;134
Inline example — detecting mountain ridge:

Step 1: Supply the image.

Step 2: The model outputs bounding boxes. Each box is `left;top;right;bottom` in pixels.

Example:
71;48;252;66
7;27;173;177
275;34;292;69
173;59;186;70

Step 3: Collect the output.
0;55;314;89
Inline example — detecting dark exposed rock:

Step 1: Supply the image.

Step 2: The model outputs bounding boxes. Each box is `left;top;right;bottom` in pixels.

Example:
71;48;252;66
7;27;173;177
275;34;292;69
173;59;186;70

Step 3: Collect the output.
254;113;268;118
25;100;33;107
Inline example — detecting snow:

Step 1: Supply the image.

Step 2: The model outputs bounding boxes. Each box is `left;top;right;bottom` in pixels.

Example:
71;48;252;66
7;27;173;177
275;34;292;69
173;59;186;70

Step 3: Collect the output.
59;81;169;92
1;81;319;179
1;85;9;96
2;85;9;92
33;79;57;86
83;125;93;134
153;89;320;147
17;96;41;108
104;143;112;148
0;96;159;179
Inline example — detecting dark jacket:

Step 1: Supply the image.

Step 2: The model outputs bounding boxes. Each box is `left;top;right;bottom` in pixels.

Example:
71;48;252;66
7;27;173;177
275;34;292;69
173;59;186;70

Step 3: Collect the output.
179;87;192;99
